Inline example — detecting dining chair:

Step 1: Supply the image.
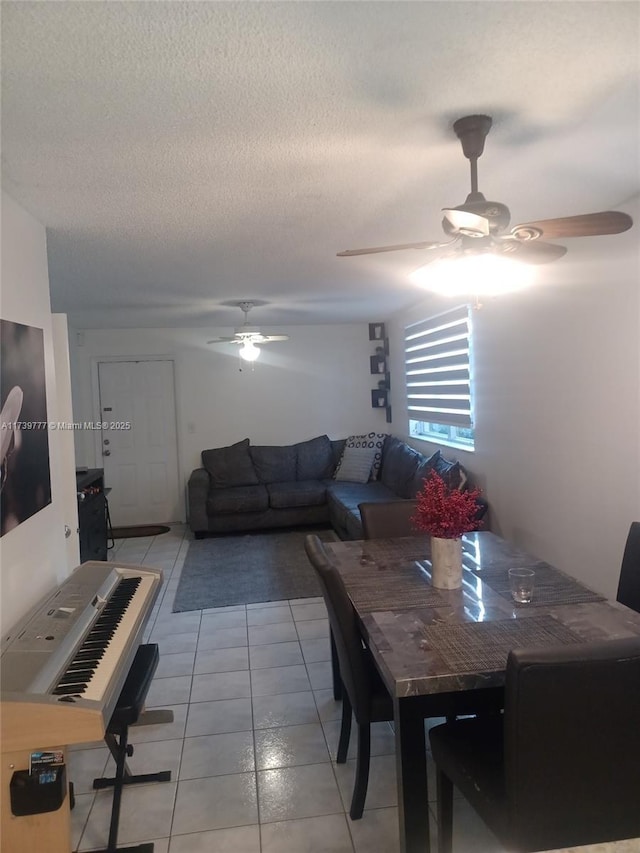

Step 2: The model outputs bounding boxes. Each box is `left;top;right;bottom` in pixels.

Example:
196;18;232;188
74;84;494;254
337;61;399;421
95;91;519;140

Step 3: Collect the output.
429;637;640;853
358;500;419;539
304;534;394;819
616;521;640;613
304;534;505;819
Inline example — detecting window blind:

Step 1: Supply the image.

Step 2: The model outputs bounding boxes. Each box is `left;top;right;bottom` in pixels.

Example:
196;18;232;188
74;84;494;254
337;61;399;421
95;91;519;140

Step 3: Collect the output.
404;305;473;429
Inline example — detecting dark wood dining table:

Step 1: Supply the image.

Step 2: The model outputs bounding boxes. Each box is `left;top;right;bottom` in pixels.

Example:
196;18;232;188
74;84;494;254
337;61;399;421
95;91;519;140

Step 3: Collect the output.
324;531;640;853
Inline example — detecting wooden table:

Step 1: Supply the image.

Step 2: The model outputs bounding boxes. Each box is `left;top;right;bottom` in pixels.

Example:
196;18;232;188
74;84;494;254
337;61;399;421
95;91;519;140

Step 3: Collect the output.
325;532;640;853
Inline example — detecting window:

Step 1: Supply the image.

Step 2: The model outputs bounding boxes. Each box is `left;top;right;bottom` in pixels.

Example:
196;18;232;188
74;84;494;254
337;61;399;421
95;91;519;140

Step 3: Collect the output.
404;305;475;450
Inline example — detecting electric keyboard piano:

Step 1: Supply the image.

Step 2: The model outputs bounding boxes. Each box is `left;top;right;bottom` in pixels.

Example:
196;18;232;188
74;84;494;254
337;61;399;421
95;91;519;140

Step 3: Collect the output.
1;561;163;853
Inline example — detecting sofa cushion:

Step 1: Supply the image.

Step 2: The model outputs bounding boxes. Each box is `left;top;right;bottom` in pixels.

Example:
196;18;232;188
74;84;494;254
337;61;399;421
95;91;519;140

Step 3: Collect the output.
202;438;259;489
295;435;334;480
267;480;327;509
206;484;269;514
337;433;387;482
250;445;297;483
334;445;379;484
326;480;399;532
380;437;425;498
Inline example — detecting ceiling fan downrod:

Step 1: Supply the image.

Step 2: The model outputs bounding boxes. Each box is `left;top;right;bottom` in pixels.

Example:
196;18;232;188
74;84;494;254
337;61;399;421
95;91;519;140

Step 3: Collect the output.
453;114;492;199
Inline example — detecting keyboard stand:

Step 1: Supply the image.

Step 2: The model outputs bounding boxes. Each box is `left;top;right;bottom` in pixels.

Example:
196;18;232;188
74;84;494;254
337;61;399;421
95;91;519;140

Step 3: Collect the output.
91;645;171;853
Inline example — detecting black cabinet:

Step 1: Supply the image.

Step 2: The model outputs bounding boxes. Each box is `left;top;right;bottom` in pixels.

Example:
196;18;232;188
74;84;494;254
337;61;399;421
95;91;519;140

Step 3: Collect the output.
76;469;108;562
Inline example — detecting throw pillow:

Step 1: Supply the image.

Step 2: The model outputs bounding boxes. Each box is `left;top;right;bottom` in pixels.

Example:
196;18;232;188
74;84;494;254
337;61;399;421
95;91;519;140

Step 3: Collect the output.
432;455;463;490
379;436;425;497
201;438;259;489
334;444;380;484
295;434;334;480
408;450;442;497
338;432;387;481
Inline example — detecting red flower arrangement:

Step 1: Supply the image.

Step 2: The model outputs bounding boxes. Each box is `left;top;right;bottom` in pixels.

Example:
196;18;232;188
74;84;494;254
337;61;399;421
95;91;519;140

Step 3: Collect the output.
411;472;483;539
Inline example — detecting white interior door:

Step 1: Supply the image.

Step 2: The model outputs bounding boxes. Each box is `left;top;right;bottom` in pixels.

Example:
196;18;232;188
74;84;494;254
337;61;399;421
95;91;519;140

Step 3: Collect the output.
97;360;180;526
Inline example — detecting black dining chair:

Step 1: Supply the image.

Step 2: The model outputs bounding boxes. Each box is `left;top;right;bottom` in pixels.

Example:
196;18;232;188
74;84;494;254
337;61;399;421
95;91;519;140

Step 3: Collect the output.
304;534;505;820
616;521;640;613
429;637;640;853
358;500;419;539
304;534;394;819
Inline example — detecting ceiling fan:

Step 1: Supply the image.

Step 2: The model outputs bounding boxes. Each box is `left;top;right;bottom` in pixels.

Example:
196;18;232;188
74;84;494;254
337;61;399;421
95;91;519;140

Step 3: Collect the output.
207;302;289;360
337;115;633;266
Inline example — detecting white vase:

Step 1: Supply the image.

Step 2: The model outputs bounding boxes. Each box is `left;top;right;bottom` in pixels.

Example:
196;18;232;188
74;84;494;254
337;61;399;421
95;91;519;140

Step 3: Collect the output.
430;536;463;589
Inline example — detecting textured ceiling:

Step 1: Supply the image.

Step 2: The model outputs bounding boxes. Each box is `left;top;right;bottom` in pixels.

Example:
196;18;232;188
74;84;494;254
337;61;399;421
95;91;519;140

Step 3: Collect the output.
2;1;639;329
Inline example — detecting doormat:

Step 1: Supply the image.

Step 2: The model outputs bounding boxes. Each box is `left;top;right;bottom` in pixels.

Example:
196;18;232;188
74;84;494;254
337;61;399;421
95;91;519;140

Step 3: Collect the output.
111;525;171;539
172;527;338;612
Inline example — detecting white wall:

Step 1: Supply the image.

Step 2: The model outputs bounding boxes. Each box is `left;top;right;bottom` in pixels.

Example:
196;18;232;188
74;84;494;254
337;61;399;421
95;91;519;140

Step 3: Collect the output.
387;246;640;600
0;193;76;630
69;324;387;519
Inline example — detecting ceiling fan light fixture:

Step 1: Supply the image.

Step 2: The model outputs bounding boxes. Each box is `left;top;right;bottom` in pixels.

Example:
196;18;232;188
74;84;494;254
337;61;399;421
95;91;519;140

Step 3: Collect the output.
239;340;261;361
409;253;536;297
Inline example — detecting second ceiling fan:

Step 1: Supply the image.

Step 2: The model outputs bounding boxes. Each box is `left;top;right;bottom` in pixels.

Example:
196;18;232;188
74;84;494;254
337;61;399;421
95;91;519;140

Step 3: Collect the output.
207;302;289;361
337;115;632;265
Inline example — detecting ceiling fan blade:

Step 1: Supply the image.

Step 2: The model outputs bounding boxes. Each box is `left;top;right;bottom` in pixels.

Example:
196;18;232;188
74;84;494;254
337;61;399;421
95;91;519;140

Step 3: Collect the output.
207;336;237;344
498;240;567;264
442;209;490;236
511;211;633;240
262;335;289;342
337;240;442;257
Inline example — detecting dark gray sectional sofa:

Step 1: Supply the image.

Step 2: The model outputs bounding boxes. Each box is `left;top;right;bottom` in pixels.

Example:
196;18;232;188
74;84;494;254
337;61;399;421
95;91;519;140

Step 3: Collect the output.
188;433;483;540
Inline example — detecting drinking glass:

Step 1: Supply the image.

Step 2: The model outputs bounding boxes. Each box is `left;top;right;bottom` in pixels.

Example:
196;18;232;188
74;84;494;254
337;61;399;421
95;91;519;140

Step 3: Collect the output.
508;568;535;604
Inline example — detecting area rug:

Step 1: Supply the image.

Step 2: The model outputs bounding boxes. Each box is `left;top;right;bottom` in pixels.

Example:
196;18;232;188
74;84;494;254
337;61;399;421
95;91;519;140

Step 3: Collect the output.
172;527;338;612
111;524;171;539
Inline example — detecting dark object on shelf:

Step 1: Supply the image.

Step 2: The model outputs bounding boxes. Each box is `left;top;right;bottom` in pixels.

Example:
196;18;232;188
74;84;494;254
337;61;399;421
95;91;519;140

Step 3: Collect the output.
92;643;173;853
10;765;67;817
76;469;108;562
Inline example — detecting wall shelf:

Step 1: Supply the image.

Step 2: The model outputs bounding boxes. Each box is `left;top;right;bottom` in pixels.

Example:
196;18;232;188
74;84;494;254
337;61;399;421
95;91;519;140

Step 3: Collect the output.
368;323;392;423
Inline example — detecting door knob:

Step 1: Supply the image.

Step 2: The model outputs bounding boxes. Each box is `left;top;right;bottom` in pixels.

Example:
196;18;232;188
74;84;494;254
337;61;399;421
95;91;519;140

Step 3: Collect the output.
104;450;111;456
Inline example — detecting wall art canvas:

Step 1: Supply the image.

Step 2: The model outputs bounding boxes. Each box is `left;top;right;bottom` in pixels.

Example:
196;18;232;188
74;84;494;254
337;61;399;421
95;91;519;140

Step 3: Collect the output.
1;319;52;536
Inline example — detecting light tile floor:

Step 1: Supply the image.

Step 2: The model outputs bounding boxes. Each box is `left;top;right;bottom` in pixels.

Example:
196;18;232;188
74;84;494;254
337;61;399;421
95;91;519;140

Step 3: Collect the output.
68;525;639;853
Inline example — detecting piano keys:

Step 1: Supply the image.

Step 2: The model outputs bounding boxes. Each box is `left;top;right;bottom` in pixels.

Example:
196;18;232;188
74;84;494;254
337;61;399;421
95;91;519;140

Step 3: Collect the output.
0;561;163;853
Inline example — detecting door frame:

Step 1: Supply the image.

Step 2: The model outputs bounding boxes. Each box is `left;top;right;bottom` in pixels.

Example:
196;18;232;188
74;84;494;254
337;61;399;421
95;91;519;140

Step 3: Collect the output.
89;355;185;522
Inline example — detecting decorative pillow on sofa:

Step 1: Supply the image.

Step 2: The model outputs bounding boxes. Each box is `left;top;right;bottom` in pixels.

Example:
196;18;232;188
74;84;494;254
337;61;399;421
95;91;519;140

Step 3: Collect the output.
202;438;259;489
431;453;464;490
336;433;387;482
380;436;425;497
295;434;334;480
334;444;380;484
250;445;297;483
408;450;442;497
